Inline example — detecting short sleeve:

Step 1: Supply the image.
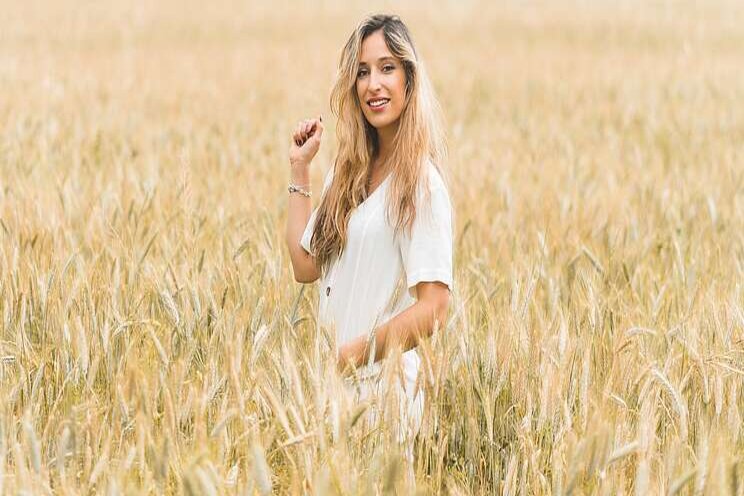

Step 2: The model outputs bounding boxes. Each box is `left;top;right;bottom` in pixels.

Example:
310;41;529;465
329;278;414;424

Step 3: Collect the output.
399;179;454;299
299;167;334;255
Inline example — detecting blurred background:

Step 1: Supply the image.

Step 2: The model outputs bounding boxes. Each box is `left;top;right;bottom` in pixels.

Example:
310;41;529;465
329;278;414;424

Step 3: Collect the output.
1;1;743;493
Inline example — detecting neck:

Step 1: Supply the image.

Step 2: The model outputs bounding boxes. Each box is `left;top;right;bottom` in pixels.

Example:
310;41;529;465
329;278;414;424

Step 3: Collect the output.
374;121;399;167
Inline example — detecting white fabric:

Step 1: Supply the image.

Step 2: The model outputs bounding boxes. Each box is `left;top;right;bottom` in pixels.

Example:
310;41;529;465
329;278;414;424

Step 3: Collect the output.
300;159;454;436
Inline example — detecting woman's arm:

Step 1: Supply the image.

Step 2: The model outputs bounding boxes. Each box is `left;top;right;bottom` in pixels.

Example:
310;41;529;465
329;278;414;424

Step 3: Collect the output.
286;117;324;283
285;164;320;283
337;281;450;372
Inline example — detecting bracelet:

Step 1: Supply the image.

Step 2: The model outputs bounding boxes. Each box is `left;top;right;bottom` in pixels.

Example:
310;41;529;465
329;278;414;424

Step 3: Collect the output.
288;183;311;197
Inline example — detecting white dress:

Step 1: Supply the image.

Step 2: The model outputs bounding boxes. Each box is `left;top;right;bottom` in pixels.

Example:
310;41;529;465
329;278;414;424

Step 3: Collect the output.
300;159;454;442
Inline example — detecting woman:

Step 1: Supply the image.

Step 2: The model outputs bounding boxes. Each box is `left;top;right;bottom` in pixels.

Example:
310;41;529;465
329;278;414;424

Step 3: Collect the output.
284;14;453;454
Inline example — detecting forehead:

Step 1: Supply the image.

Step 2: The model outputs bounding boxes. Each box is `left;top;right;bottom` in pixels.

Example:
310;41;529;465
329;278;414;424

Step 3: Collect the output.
359;30;395;63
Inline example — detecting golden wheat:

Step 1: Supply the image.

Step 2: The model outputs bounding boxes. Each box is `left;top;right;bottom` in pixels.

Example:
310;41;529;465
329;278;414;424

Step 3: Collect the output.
1;0;743;494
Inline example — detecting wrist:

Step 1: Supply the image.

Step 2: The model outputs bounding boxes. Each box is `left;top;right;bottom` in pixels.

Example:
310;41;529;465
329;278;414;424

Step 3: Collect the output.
337;344;350;374
290;158;310;170
290;167;310;185
337;340;359;373
351;336;369;369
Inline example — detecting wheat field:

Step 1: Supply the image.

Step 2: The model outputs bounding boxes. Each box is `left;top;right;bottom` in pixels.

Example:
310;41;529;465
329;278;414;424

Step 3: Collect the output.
1;0;743;494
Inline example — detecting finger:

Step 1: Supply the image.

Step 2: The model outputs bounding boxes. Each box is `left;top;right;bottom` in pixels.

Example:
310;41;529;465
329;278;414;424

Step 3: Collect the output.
313;118;324;141
296;122;306;143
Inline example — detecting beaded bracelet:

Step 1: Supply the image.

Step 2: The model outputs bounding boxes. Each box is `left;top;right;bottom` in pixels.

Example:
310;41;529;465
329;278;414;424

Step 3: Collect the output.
288;183;311;197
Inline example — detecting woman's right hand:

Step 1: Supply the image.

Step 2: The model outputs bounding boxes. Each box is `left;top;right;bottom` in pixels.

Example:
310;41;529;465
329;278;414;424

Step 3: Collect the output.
289;116;324;169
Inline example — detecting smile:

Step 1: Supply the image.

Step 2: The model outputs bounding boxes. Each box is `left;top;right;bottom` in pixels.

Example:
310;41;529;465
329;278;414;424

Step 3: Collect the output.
368;98;390;111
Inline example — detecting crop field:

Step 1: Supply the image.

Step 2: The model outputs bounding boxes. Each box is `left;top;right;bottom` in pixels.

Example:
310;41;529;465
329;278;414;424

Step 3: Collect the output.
1;0;743;494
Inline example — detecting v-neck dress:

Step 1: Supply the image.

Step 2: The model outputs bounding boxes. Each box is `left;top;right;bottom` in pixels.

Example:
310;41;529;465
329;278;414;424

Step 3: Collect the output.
300;159;454;437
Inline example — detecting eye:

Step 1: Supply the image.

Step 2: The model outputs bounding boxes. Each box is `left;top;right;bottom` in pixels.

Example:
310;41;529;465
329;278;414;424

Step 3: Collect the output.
357;68;368;78
383;64;395;72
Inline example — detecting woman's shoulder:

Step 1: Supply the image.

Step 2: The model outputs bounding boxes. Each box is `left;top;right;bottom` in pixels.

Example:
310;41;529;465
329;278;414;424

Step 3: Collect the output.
410;159;451;219
422;158;448;194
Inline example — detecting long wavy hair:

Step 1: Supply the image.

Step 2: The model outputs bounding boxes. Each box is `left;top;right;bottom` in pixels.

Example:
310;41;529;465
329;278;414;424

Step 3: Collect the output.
310;14;448;277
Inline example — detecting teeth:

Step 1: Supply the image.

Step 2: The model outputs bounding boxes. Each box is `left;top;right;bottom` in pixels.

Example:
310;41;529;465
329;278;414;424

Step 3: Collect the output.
369;99;389;107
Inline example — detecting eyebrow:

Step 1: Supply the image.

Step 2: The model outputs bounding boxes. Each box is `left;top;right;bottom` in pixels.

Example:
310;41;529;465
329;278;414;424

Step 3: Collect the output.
358;56;396;66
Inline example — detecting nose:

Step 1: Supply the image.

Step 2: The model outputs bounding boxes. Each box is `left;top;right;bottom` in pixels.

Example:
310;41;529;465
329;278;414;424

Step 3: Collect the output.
368;68;383;91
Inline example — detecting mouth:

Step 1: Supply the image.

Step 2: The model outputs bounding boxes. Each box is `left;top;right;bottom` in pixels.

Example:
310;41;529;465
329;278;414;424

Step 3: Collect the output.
367;98;390;111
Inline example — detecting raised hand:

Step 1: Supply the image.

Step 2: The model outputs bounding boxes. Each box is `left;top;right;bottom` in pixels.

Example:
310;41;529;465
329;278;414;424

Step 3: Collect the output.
289;116;324;169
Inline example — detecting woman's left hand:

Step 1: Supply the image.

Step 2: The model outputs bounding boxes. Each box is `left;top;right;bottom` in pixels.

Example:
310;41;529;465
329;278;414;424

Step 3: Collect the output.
336;344;352;375
336;339;364;375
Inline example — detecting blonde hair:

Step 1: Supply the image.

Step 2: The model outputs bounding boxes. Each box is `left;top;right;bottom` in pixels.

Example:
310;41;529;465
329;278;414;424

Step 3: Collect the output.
311;13;448;276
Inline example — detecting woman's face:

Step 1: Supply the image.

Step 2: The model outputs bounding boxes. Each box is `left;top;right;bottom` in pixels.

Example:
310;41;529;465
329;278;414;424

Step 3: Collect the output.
356;30;407;136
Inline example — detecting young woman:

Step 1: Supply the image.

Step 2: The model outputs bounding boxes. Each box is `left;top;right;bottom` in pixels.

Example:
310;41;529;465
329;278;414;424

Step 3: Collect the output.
285;14;453;447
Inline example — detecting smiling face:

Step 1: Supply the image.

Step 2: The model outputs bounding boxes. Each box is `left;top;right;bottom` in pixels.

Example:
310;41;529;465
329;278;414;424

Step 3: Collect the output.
355;29;407;141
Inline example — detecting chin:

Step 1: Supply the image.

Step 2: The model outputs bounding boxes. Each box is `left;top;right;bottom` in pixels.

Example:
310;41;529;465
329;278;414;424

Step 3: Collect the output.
367;116;396;130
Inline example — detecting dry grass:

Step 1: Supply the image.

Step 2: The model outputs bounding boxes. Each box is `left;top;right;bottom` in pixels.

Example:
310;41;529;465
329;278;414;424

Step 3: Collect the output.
1;0;743;493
